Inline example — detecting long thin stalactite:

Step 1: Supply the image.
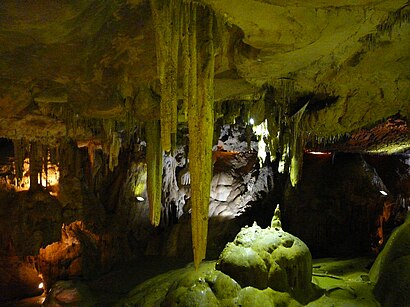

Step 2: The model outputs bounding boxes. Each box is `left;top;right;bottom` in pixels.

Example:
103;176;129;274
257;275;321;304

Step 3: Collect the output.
184;3;215;269
146;120;163;227
150;0;215;269
150;0;180;153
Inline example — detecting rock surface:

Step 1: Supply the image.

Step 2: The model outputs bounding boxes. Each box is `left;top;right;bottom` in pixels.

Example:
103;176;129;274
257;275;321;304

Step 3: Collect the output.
119;261;301;307
216;220;315;302
43;280;95;307
370;212;410;307
0;0;408;153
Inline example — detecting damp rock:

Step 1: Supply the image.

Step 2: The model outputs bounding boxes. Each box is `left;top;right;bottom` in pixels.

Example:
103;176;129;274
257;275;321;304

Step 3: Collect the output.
119;261;302;306
43;280;95;307
216;220;316;303
370;212;410;307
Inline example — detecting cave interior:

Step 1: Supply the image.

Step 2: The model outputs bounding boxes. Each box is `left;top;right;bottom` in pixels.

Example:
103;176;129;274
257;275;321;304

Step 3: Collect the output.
0;0;409;306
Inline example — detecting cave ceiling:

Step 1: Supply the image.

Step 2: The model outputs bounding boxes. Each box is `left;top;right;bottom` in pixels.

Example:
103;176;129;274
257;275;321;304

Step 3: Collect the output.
0;0;409;152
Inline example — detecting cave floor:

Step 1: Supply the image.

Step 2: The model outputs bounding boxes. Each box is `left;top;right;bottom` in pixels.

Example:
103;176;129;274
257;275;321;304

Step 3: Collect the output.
309;257;379;306
9;256;378;306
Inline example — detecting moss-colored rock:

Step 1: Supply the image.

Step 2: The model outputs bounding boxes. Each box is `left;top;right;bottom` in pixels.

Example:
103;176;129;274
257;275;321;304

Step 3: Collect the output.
236;287;301;307
370;213;410;307
216;222;312;296
216;242;268;289
119;260;305;306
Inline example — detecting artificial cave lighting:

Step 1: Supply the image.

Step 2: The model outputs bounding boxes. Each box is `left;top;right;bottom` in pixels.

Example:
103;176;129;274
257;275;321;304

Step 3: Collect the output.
306;151;332;155
0;1;409;306
13;158;60;195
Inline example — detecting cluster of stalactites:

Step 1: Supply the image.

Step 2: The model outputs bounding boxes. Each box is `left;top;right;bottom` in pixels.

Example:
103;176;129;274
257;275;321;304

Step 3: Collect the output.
42;100;140;174
150;0;215;269
12;139;59;190
251;82;308;187
100;118;142;173
150;0;181;153
13;139;27;181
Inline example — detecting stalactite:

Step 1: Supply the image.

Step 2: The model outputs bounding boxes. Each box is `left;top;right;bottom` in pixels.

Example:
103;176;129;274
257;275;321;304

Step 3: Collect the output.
146;120;163;227
149;0;215;268
49;146;57;165
109;132;121;172
13;139;25;181
150;0;181;153
266;103;281;162
88;141;96;170
42;144;49;188
184;3;215;269
289;103;309;187
29;141;42;191
181;2;190;121
124;97;137;146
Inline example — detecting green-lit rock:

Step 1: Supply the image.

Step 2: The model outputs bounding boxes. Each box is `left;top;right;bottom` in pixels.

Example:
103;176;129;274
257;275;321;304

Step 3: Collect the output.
236;287;301;307
370;213;410;307
216;221;312;295
118;261;304;307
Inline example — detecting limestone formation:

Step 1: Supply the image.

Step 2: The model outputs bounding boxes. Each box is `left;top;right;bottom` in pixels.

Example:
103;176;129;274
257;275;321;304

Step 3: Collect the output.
216;219;317;303
43;280;95;307
0;0;408;304
119;261;303;307
370;212;410;307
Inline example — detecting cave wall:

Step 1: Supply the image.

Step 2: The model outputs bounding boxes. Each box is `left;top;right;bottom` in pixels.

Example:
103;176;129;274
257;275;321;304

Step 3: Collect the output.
283;152;408;257
0;124;409;302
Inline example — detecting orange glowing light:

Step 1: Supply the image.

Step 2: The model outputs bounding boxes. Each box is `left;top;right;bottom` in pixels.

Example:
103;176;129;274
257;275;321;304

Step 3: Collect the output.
306;151;332;155
13;157;60;195
38;282;44;289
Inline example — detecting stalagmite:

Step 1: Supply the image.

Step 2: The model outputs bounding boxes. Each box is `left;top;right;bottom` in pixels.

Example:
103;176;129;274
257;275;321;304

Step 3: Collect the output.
13;139;25;181
146;120;163;227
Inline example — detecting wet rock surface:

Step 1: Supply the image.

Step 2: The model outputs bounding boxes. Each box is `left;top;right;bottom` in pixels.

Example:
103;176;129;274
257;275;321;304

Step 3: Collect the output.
216;219;316;303
370;213;410;307
43;280;95;307
119;261;302;307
